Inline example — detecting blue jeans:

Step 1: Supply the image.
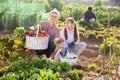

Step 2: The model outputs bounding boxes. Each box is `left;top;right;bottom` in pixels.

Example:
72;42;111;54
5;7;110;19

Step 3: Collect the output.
35;41;56;58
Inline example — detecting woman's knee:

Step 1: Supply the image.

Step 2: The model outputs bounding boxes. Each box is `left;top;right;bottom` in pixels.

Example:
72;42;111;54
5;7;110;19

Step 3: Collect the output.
48;41;56;52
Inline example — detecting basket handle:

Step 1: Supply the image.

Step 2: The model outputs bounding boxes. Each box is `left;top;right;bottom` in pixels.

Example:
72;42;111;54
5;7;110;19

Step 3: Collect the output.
36;24;41;37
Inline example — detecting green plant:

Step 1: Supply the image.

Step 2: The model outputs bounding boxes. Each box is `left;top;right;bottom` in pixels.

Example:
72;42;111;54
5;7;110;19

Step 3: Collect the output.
37;69;60;80
87;63;101;72
0;36;15;61
0;66;9;77
48;0;64;11
67;69;83;80
111;43;120;65
88;31;96;39
79;20;102;29
0;35;15;50
51;62;71;73
111;12;120;27
14;27;27;41
99;37;118;54
87;63;96;70
2;57;71;79
114;44;120;57
94;0;103;7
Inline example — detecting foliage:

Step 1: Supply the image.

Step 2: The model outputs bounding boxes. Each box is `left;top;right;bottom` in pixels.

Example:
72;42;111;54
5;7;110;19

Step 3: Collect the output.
0;66;9;77
14;27;27;41
67;69;83;80
1;13;19;31
0;0;45;30
32;0;51;12
0;35;15;49
0;36;15;64
48;0;64;11
60;4;86;22
79;20;102;29
93;6;108;25
114;44;120;57
87;63;101;72
87;31;96;39
57;21;65;29
99;36;118;54
94;0;103;7
37;69;60;80
111;11;120;27
51;62;71;73
71;5;86;21
60;5;72;21
0;0;120;30
1;57;72;79
0;13;4;31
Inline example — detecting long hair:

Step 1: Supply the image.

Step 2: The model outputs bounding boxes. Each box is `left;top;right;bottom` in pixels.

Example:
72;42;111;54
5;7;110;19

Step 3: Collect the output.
64;17;80;42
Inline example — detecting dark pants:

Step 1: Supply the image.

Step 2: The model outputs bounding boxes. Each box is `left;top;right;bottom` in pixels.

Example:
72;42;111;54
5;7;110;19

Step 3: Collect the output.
35;41;56;58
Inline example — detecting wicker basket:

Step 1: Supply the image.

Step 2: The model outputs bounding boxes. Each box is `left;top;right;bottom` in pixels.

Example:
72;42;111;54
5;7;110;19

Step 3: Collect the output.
26;25;49;50
26;35;49;50
60;53;78;66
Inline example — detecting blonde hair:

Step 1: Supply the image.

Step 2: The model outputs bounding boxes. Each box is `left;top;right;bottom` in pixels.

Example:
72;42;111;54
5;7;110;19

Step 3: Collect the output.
50;10;60;18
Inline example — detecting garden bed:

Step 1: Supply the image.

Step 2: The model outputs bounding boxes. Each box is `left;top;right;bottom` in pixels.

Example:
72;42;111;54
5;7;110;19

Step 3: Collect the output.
0;30;120;80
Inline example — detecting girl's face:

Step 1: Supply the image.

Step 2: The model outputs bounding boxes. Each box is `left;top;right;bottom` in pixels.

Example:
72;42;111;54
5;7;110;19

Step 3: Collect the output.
65;20;74;28
49;12;58;24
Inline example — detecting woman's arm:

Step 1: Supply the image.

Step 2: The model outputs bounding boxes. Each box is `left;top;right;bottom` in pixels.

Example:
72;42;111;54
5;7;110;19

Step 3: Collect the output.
54;27;60;39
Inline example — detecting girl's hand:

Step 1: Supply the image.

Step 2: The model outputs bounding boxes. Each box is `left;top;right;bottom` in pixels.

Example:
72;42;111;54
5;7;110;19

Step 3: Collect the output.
54;37;64;45
65;47;70;51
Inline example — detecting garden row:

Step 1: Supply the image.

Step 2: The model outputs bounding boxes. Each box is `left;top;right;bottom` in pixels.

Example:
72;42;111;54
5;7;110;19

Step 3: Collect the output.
0;26;120;79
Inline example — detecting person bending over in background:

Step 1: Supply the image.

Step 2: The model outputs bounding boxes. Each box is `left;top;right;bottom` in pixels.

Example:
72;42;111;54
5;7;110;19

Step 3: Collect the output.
83;6;97;22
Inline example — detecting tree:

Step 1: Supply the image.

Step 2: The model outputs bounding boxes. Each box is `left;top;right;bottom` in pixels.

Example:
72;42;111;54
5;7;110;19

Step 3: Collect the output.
94;0;103;7
48;0;64;11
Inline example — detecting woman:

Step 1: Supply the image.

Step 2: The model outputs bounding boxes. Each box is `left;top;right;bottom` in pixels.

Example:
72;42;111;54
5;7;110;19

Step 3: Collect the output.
35;10;60;60
54;17;87;61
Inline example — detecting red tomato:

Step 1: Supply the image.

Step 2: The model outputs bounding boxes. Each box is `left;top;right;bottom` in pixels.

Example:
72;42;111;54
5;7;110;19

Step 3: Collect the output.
39;31;48;37
39;33;44;37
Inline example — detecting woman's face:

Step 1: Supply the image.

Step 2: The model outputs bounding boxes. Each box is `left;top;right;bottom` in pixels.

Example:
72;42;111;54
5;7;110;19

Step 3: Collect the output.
49;12;58;24
65;20;74;28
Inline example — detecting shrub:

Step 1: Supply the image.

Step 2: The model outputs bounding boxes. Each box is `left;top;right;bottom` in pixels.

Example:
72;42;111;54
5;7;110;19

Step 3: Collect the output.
67;69;83;80
111;12;120;27
14;27;27;41
99;37;119;54
94;0;103;7
79;20;102;29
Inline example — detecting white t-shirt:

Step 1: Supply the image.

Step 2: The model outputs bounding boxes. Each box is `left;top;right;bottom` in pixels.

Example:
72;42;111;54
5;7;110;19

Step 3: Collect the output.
61;28;74;48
